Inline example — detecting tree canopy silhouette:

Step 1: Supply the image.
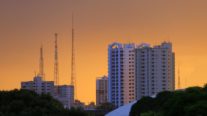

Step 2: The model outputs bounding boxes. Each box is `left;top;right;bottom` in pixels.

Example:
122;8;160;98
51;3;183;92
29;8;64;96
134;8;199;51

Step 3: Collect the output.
0;89;86;116
130;84;207;116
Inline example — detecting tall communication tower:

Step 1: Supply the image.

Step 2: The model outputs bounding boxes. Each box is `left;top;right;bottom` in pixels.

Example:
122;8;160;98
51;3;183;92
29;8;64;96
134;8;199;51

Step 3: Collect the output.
54;33;59;85
71;13;76;98
39;45;45;80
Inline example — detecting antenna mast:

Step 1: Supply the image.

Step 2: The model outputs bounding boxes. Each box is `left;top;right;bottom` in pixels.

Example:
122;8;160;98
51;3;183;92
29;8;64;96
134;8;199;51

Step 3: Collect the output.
39;45;45;80
54;33;59;85
71;13;76;98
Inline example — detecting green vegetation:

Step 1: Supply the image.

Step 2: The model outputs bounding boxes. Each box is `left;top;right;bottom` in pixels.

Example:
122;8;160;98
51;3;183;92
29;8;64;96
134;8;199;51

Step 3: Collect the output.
96;102;116;112
130;85;207;116
0;89;87;116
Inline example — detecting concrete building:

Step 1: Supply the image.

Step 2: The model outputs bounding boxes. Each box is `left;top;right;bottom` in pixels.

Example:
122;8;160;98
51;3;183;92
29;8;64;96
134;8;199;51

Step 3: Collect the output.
135;42;175;100
96;76;108;106
21;76;74;109
54;85;74;108
21;75;54;95
108;43;136;107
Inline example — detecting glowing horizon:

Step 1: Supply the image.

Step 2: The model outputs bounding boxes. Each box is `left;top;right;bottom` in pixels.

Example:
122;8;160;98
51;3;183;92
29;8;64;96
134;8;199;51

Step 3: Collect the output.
1;0;207;103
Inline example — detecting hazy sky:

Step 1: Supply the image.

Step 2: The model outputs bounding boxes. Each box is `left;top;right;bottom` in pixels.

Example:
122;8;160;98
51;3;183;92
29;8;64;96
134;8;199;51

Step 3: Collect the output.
1;0;207;103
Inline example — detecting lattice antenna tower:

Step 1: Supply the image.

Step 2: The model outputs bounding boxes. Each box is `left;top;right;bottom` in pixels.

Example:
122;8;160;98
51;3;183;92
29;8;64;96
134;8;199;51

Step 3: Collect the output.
54;33;59;85
39;45;45;80
71;13;77;99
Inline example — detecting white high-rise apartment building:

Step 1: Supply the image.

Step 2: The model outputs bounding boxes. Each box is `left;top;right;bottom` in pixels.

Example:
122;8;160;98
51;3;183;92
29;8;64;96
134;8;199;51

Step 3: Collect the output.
108;43;136;107
135;42;175;100
96;76;108;106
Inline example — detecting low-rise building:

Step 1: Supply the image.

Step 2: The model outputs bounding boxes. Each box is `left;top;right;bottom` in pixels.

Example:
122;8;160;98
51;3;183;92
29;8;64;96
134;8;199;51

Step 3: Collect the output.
21;75;54;95
54;85;74;108
21;75;74;109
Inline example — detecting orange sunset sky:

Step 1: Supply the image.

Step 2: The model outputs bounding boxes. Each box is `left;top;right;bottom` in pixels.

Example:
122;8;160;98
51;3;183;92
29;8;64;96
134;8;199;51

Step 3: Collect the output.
1;0;207;104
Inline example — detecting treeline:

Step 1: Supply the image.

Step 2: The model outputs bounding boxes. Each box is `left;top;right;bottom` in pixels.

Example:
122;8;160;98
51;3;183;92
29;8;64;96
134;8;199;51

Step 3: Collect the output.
130;84;207;116
0;89;86;116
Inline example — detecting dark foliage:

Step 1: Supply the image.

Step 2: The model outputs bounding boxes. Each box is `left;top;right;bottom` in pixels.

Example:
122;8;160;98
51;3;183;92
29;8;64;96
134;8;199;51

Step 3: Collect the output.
94;102;116;116
0;89;87;116
96;102;116;112
130;84;207;116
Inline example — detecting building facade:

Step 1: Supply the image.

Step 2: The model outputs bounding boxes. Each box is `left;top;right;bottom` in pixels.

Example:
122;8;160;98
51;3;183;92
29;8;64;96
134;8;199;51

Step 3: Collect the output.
108;43;136;107
21;75;54;95
135;42;175;100
21;76;74;109
54;85;74;108
96;76;108;106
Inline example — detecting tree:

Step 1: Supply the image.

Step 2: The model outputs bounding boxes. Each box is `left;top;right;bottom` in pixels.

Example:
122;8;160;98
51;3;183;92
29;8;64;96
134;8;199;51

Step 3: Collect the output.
0;89;87;116
185;101;207;116
96;102;116;112
130;84;207;116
